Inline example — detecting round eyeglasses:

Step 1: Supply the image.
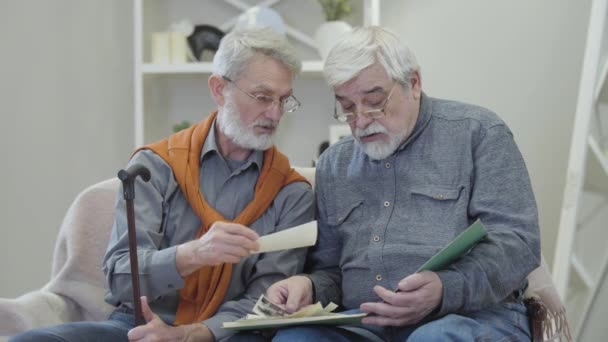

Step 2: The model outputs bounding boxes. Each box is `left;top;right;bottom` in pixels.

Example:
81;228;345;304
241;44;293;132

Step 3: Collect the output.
223;76;301;113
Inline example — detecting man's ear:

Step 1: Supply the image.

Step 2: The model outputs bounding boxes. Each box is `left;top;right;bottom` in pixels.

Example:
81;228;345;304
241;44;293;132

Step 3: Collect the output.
209;74;227;106
409;70;422;100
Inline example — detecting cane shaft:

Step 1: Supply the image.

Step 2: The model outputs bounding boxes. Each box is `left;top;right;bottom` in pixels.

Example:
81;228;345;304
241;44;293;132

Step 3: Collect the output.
126;199;145;326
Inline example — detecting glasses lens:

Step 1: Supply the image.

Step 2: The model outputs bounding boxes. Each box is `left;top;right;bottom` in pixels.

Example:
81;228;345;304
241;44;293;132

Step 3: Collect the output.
283;96;299;113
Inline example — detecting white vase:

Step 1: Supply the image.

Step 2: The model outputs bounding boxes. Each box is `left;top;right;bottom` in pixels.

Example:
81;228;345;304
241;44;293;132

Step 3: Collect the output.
314;21;352;60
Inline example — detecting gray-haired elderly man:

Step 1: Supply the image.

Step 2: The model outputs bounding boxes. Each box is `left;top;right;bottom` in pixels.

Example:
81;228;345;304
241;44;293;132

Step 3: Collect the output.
10;28;313;342
267;26;540;341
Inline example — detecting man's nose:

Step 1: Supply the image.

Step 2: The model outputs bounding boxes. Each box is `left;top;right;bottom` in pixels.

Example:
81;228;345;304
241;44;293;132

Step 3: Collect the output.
265;102;284;122
354;113;373;129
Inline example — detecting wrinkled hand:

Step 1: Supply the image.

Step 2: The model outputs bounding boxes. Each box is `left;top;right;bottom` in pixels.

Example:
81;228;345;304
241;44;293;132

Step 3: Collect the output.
127;297;212;342
360;271;443;327
266;275;314;313
177;222;259;276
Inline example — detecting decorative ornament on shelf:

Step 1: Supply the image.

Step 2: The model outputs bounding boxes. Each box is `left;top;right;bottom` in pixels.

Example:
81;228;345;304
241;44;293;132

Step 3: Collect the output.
187;25;225;62
234;6;286;36
314;0;353;60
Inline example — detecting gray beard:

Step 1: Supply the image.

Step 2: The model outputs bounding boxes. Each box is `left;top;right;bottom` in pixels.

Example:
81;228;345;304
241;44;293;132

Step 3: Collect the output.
355;121;407;160
217;98;275;151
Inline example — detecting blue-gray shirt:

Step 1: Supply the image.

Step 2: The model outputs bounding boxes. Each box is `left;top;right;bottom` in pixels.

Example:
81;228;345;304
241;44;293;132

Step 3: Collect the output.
103;120;314;341
308;93;541;316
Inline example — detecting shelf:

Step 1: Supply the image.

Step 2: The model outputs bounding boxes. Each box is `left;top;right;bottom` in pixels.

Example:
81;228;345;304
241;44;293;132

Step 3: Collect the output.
595;58;608;102
584;136;608;193
141;60;324;75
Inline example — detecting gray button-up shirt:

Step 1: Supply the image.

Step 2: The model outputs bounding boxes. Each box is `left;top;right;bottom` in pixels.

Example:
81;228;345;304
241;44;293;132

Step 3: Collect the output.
308;93;540;317
103;120;314;340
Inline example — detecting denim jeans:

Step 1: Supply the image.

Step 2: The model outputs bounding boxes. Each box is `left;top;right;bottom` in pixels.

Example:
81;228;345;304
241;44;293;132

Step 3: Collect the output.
273;302;531;342
8;308;135;342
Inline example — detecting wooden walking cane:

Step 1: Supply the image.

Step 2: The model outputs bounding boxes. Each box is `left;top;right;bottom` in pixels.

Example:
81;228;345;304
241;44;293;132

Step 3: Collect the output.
117;164;151;326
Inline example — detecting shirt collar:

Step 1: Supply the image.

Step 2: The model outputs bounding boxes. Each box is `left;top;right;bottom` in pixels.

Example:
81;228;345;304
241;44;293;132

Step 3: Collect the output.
200;118;264;169
395;91;432;152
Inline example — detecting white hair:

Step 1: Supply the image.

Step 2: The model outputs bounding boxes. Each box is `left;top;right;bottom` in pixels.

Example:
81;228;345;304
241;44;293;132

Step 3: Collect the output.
212;27;301;80
323;26;420;88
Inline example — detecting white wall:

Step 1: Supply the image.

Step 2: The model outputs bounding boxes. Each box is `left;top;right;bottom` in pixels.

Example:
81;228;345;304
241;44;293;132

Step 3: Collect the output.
381;0;591;265
0;0;593;303
0;0;133;297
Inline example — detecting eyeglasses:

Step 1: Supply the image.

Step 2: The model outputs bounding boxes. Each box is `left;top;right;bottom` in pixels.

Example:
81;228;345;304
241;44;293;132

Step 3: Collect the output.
223;76;301;113
334;83;398;123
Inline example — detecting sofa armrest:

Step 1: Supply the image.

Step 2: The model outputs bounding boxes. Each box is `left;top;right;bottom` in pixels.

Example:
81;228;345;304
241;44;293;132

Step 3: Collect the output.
0;291;76;336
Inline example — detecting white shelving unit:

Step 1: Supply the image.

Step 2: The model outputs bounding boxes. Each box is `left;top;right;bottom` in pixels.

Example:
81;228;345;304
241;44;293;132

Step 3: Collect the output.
133;0;380;148
552;0;608;340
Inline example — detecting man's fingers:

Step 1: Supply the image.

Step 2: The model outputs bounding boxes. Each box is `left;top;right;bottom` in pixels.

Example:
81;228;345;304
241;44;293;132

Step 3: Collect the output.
360;301;405;318
212;222;260;241
372;285;396;303
360;301;414;325
361;314;408;327
206;225;260;251
373;285;415;307
285;291;305;313
397;272;429;292
266;282;287;305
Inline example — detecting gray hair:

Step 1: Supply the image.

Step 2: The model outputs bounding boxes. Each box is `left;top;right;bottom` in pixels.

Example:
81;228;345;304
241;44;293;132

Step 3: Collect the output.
323;26;420;88
212;27;301;80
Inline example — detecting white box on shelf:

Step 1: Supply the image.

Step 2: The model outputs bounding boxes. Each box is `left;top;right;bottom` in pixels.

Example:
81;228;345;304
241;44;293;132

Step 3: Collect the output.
151;32;170;64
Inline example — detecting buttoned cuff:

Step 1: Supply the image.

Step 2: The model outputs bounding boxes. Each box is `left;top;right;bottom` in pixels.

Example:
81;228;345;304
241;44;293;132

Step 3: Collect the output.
306;272;338;306
300;274;316;302
203;312;237;341
149;246;184;293
435;269;465;316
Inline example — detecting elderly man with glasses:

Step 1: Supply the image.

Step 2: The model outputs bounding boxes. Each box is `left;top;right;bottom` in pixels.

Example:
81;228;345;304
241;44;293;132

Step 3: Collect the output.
267;26;540;341
10;28;313;342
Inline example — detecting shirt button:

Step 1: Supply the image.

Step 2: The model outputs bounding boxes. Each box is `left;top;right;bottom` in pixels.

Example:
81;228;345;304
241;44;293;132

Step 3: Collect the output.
385;162;391;169
383;201;390;207
373;235;380;242
376;274;383;281
436;194;445;200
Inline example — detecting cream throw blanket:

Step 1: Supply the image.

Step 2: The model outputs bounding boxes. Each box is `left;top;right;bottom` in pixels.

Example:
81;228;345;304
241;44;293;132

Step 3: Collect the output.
0;179;118;338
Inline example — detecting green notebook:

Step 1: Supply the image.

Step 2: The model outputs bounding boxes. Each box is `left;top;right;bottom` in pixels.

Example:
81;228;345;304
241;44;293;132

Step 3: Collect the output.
416;219;487;272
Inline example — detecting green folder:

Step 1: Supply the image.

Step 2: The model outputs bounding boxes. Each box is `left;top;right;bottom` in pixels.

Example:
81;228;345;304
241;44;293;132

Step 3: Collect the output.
416;219;487;272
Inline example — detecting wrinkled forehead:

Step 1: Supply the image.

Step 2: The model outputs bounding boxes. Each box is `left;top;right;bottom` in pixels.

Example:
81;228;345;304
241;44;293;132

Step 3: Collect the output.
238;56;294;95
334;63;392;100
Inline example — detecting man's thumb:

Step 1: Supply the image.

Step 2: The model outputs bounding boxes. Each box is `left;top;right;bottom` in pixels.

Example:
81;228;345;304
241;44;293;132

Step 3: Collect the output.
140;296;155;322
285;290;302;313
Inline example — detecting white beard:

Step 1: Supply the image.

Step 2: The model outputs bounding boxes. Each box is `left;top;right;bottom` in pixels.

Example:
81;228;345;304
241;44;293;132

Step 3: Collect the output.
354;121;407;160
217;97;275;151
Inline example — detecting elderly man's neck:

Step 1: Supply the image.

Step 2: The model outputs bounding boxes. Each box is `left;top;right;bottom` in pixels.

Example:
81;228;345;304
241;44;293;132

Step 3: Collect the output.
214;124;254;161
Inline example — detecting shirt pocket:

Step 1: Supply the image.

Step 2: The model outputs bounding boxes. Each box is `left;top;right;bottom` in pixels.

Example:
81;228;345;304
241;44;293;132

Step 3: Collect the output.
326;199;365;252
407;185;465;245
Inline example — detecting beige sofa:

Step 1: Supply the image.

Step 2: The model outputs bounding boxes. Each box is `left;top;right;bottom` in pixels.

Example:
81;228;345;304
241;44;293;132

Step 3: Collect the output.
0;167;569;341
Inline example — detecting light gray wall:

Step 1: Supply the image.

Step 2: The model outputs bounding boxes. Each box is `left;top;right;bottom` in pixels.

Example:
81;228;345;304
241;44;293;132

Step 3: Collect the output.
380;0;591;265
0;0;133;297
